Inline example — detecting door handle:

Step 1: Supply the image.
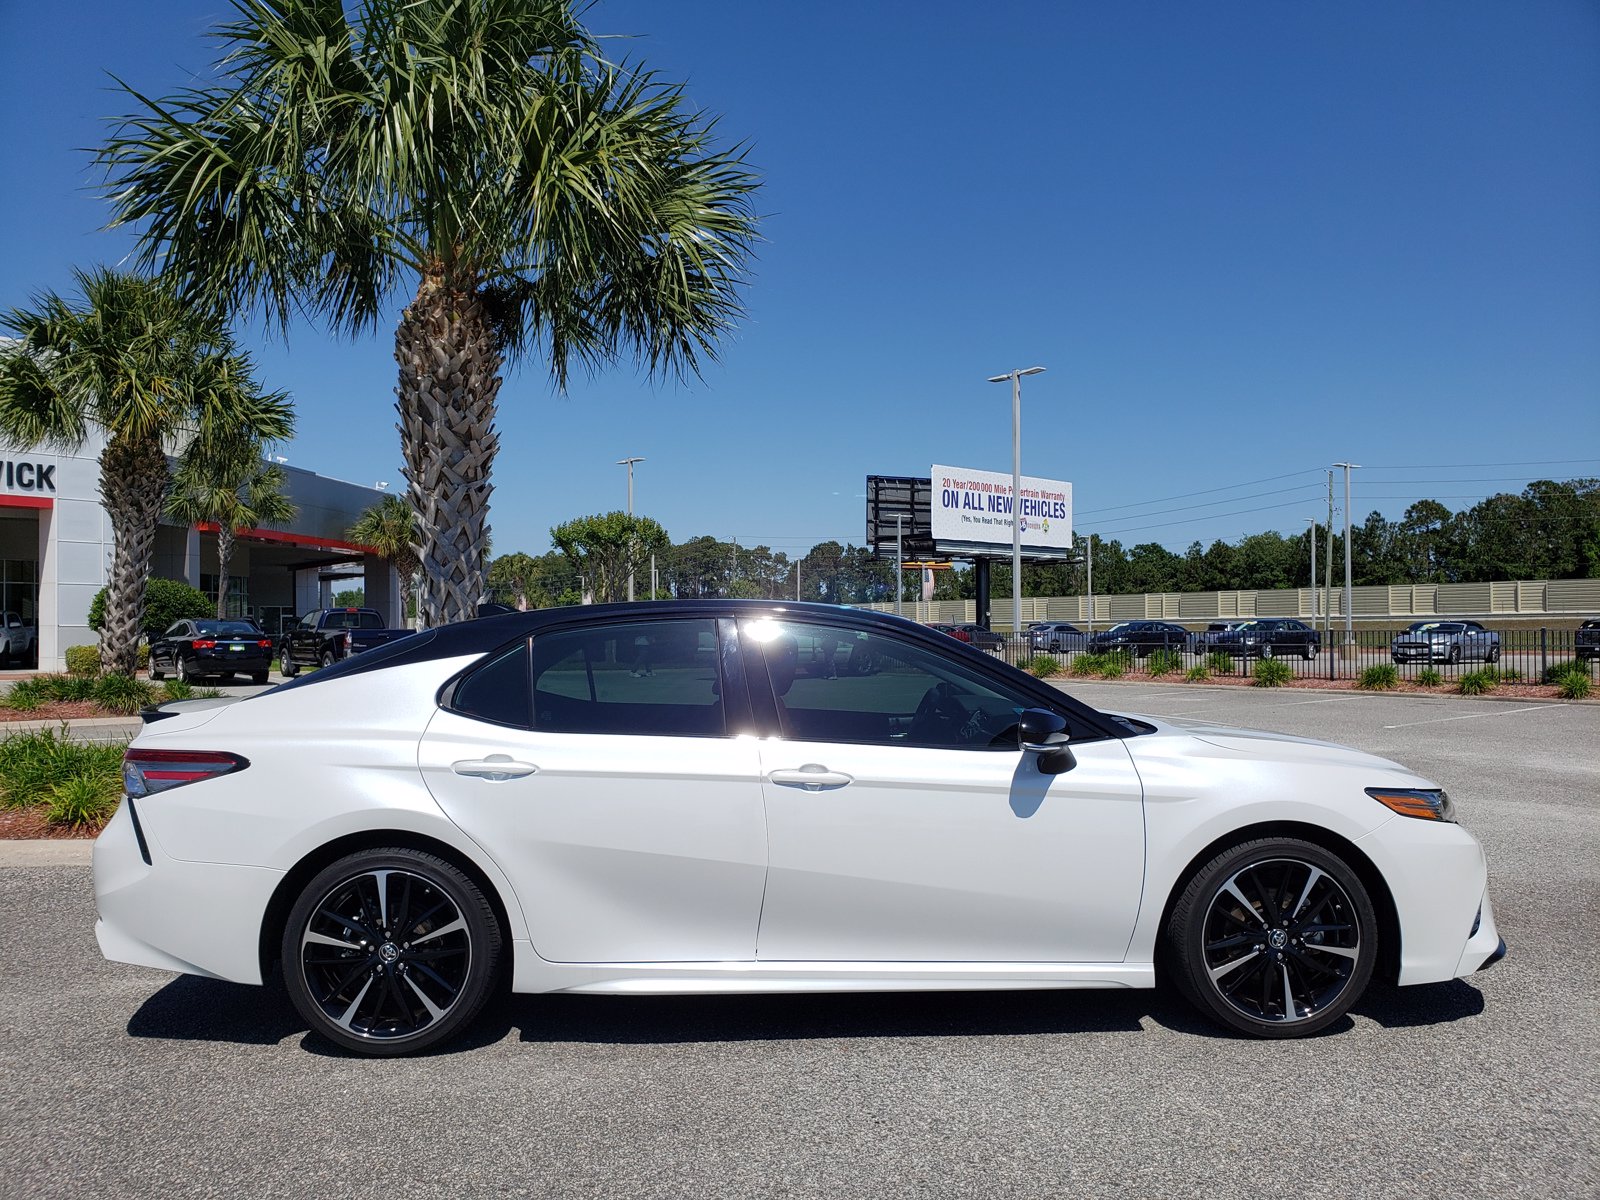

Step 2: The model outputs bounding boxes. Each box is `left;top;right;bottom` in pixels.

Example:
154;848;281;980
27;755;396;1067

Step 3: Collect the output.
767;764;854;791
451;754;539;781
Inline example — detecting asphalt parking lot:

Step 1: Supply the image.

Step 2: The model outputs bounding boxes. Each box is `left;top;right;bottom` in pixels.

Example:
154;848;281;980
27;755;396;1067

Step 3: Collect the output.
2;686;1596;1199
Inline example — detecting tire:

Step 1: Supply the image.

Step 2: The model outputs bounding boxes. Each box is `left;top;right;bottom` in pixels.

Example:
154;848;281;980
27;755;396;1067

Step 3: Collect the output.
1261;644;1275;659
1303;643;1316;660
1165;837;1377;1039
280;651;299;678
251;671;269;686
176;656;194;684
150;656;165;681
1447;646;1461;664
281;848;503;1056
320;650;338;669
1486;646;1500;664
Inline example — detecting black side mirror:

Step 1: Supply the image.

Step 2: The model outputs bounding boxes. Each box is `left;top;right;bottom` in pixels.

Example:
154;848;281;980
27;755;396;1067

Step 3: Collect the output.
1018;708;1075;775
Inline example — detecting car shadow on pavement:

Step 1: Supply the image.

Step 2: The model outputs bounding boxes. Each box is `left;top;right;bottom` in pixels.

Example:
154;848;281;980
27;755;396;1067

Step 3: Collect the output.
123;975;1486;1053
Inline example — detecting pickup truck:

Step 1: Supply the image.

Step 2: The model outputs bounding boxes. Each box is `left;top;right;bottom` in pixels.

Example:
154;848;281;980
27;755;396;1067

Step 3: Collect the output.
0;611;37;668
1577;618;1600;664
278;608;414;676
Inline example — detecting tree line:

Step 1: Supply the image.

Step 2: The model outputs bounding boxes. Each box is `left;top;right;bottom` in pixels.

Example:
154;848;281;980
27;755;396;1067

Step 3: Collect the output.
481;479;1600;610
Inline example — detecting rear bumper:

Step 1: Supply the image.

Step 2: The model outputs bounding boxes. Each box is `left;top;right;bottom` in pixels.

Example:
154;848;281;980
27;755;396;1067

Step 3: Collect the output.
93;799;282;985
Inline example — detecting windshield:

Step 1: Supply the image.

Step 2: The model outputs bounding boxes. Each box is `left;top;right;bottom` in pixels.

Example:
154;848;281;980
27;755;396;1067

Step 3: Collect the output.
1103;623;1131;634
1408;622;1463;633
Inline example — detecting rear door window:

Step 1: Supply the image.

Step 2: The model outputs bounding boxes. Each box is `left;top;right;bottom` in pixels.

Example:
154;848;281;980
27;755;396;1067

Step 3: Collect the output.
531;619;726;738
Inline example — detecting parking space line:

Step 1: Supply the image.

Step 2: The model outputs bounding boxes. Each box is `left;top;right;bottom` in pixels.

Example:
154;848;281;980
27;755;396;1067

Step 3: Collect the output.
1381;704;1565;729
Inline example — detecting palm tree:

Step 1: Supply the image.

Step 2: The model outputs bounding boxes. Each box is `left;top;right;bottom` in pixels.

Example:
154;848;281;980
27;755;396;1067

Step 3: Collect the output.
348;494;420;621
0;269;292;672
167;441;297;618
102;0;760;626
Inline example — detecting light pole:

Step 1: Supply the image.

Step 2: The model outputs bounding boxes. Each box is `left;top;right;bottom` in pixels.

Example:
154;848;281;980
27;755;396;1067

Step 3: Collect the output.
1305;518;1318;624
894;514;905;618
1334;462;1359;647
616;456;644;601
986;366;1045;640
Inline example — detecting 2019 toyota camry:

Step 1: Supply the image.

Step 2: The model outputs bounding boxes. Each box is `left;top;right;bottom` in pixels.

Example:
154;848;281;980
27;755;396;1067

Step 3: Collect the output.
94;601;1504;1055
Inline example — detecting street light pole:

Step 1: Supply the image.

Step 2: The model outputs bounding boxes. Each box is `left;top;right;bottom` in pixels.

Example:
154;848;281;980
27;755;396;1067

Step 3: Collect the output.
987;366;1045;640
616;456;644;602
894;514;905;618
1335;462;1359;646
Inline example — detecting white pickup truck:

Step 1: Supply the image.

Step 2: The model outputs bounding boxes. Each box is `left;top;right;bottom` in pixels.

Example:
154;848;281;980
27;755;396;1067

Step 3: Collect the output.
0;612;37;668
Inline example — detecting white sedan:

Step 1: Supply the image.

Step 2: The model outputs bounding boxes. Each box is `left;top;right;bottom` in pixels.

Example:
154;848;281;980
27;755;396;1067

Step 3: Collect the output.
94;601;1504;1055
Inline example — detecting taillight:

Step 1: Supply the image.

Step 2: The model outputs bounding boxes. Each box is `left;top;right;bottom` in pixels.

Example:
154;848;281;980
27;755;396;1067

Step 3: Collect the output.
257;639;273;648
193;639;217;650
123;749;249;798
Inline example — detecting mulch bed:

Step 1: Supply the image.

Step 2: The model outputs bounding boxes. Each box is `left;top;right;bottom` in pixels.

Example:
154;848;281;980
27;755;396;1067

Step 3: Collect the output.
0;702;115;723
0;807;98;840
1049;670;1571;700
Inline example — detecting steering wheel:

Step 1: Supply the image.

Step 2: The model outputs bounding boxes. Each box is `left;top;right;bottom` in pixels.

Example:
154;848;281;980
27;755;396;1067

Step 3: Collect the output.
909;681;984;745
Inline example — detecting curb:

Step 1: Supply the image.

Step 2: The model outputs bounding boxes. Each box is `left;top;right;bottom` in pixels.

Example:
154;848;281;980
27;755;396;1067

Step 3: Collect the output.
0;717;142;736
0;840;92;866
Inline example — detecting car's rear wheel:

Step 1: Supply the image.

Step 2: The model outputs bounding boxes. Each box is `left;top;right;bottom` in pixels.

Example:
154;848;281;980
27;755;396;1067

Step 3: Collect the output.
282;848;502;1056
176;656;194;684
320;649;338;669
251;671;269;685
1166;838;1377;1038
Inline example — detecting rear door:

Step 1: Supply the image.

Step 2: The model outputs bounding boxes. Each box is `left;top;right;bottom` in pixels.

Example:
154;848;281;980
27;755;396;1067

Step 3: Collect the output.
418;616;769;963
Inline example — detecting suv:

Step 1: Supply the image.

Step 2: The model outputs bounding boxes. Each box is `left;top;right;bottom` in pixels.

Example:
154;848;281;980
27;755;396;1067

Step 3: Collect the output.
1390;621;1500;665
1028;622;1088;653
0;611;37;668
1576;618;1600;664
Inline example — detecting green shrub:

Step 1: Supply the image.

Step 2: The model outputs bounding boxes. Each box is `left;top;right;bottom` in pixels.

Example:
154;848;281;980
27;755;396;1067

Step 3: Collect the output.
1542;660;1578;684
158;679;195;702
46;770;122;830
1556;669;1591;700
193;687;225;699
1069;653;1102;677
1457;670;1495;696
90;672;156;716
1358;664;1400;691
1417;667;1442;688
1205;651;1236;675
1147;649;1181;678
48;673;97;702
1097;656;1126;680
2;679;50;711
0;728;126;816
87;578;214;639
65;645;101;676
1185;665;1210;682
1024;654;1061;678
1497;666;1523;683
1253;658;1294;687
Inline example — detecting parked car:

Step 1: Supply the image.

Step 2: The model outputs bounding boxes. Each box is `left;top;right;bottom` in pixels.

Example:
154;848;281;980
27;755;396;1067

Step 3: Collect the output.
279;608;416;676
0;611;38;668
148;618;276;684
931;622;1005;652
1390;621;1501;665
99;600;1503;1054
1576;619;1600;664
1028;622;1089;653
1210;619;1321;660
1190;621;1252;654
1087;621;1189;658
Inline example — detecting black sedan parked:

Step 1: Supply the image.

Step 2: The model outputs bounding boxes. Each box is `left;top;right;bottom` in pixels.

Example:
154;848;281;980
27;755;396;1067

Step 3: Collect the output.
1210;619;1321;660
149;619;276;684
1087;621;1189;658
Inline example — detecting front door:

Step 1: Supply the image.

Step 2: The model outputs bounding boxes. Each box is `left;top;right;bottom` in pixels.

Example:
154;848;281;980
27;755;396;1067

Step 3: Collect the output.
418;617;768;963
742;617;1147;964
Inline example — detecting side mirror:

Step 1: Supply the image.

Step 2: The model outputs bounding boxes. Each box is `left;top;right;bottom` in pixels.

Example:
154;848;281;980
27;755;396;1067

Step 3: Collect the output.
1018;708;1075;775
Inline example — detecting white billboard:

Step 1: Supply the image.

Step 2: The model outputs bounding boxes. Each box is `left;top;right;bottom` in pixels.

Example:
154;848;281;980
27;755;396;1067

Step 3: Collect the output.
931;464;1073;552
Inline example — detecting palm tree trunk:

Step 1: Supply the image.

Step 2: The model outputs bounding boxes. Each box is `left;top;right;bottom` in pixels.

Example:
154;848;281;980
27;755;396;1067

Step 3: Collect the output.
216;527;235;618
99;433;169;674
395;271;502;627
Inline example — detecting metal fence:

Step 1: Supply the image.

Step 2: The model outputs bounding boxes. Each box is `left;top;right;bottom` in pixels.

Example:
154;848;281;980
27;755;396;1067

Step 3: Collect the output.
994;627;1598;686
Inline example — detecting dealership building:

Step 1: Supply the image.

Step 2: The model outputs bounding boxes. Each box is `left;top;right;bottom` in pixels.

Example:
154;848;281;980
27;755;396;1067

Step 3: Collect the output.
6;427;399;670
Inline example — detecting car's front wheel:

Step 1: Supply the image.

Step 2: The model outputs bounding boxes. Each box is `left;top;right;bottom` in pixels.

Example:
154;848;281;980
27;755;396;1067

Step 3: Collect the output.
280;650;299;678
1166;837;1377;1038
282;848;502;1056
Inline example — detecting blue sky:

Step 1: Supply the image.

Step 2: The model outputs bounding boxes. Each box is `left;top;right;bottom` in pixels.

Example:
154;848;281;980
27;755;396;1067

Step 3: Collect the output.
2;0;1596;561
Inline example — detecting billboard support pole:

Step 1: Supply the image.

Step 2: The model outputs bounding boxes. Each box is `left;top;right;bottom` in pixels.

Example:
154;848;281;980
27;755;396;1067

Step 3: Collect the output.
894;515;904;617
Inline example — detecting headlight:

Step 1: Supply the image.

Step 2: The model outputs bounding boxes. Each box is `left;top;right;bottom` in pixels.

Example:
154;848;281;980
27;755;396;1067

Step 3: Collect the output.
1365;787;1456;822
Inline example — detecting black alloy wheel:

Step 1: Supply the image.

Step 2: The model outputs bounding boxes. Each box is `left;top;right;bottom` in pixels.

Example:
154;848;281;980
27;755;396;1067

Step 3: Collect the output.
282;848;502;1056
176;656;194;684
1167;838;1377;1038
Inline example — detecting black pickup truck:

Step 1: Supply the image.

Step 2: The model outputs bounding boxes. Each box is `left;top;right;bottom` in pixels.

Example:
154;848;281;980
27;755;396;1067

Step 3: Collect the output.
279;608;414;676
1577;618;1600;664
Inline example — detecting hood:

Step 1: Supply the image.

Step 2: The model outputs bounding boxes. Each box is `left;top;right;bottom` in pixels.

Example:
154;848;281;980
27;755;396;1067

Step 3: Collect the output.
1104;710;1431;780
